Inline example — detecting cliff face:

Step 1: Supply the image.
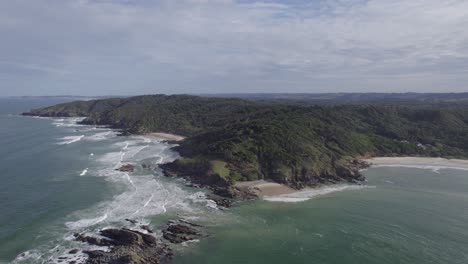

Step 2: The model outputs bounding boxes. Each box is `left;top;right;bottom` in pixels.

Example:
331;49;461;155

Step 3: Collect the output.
22;94;468;188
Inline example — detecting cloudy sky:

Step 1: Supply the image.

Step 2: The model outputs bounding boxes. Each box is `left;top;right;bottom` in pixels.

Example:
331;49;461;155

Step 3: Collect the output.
1;0;468;95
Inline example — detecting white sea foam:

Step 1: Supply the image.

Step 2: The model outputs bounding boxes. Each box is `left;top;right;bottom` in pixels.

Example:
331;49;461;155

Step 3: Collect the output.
65;173;204;230
12;250;43;263
79;168;88;176
64;138;211;232
85;131;117;141
30;116;51;119
15;119;213;263
52;117;86;128
263;185;373;203
66;214;108;230
57;135;85;145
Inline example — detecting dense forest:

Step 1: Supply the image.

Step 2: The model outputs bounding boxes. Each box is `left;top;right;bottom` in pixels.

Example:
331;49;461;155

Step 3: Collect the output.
23;95;468;188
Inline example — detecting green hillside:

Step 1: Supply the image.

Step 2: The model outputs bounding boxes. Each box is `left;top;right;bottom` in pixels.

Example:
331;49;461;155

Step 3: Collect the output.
23;95;468;188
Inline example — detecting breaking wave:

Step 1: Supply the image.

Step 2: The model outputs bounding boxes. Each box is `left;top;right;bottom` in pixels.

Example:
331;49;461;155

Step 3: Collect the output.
79;168;88;176
57;135;85;145
14;117;216;263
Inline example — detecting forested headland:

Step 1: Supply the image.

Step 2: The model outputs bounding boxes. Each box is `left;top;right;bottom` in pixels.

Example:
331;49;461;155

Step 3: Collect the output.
23;94;468;189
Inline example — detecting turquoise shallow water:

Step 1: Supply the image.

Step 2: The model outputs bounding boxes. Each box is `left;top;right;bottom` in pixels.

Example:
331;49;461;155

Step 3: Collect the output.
173;167;468;264
1;98;468;264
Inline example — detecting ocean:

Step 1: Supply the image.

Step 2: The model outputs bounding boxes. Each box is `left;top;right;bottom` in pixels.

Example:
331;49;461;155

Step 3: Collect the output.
1;98;468;263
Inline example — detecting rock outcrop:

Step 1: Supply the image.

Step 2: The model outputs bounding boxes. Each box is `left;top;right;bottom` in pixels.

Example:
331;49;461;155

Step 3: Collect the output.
212;186;258;200
75;228;172;264
206;194;233;208
162;220;206;244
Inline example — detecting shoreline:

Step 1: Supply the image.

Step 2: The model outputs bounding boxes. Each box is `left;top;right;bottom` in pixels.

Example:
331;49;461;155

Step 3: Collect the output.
364;157;468;171
235;180;297;196
234;180;369;203
144;132;185;142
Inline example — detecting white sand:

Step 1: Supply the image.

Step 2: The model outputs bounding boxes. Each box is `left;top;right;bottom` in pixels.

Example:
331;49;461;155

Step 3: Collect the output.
364;157;468;171
235;180;297;196
235;180;370;202
145;132;185;142
235;156;468;202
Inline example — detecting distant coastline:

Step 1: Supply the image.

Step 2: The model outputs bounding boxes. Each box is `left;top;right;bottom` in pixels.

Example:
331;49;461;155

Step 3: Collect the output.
364;157;468;171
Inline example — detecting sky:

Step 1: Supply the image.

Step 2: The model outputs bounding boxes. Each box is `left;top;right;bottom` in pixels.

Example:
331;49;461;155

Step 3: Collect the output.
1;0;468;96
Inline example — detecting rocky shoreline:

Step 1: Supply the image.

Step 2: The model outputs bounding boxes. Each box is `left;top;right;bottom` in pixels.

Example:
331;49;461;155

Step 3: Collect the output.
68;218;205;264
62;155;369;264
20;113;370;264
160;159;369;201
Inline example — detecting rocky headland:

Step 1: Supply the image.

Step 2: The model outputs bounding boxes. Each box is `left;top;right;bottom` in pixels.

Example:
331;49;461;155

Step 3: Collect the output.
21;94;468;263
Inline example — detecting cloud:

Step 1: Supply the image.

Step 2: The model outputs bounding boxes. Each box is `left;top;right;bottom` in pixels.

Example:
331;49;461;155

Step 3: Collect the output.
1;0;468;95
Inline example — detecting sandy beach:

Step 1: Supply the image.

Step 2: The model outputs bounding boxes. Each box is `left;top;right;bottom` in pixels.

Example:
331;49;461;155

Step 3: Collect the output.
364;157;468;171
234;156;468;202
235;180;369;202
235;180;297;196
145;132;185;142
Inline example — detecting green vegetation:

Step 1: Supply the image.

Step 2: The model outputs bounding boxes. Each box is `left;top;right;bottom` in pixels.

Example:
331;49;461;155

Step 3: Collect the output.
23;94;468;188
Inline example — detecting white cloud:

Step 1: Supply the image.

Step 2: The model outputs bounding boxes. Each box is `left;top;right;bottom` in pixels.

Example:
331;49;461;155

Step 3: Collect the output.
1;0;468;95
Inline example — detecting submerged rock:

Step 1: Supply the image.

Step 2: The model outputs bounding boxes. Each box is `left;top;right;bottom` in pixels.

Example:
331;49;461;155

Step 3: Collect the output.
162;220;206;244
125;218;138;224
206;194;233;208
116;164;135;172
68;249;79;254
75;228;172;264
141;225;154;233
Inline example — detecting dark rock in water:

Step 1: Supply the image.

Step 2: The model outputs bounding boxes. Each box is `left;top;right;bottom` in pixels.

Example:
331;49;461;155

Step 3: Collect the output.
74;233;114;247
125;218;139;224
68;249;79;254
76;228;172;264
206;194;233;208
116;164;135;172
179;219;203;227
141;225;154;233
117;130;132;137
185;183;201;188
142;162;158;171
162;220;205;244
212;186;257;200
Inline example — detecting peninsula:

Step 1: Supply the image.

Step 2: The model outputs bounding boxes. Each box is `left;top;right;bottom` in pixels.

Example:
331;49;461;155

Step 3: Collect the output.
22;94;468;191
